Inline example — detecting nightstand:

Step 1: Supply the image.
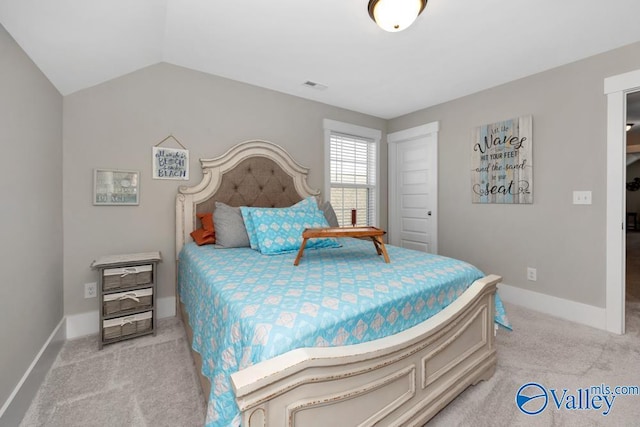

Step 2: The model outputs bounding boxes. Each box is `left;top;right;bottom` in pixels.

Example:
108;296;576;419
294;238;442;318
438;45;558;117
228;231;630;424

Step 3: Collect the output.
91;251;162;349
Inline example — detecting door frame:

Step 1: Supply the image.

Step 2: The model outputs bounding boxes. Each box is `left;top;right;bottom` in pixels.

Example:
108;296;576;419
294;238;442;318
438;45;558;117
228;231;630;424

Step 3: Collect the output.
388;121;439;253
605;69;640;334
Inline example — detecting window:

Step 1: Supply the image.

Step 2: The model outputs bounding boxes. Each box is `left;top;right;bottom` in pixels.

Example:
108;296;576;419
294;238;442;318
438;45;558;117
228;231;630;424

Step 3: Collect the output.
323;119;381;227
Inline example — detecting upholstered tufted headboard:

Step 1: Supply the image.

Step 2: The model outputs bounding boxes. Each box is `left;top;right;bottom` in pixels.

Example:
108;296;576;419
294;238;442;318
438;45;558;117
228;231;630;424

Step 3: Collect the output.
175;140;320;258
194;157;304;214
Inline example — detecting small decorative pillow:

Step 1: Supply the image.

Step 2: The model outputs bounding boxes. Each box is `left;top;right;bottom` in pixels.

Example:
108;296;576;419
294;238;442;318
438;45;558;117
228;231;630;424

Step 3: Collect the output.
198;212;215;234
320;201;340;227
213;202;250;248
190;228;216;246
240;207;260;250
241;197;319;251
251;205;340;255
190;212;215;246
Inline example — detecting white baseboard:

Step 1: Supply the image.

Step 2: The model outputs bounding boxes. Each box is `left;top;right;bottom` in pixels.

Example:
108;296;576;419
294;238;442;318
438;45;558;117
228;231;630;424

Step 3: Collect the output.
66;310;99;339
0;317;66;425
66;296;176;339
156;296;177;320
498;283;607;330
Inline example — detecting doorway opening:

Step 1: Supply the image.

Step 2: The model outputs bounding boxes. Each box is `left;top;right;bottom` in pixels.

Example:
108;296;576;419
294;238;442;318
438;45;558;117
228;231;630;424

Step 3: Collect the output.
626;92;640;332
605;69;640;334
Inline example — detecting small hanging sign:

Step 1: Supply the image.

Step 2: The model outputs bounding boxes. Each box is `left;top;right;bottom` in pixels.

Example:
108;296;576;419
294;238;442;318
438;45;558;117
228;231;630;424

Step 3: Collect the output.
152;135;189;180
470;115;533;204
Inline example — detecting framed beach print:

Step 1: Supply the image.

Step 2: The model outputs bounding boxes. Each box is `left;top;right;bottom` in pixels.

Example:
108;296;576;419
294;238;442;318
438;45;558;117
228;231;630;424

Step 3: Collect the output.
93;169;140;206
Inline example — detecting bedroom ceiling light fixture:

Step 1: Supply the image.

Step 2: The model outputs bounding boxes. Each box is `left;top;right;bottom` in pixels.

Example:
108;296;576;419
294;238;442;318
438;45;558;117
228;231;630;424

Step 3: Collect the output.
368;0;427;32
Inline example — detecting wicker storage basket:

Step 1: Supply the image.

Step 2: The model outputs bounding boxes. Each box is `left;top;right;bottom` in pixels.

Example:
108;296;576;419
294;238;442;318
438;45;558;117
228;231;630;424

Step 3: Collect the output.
103;288;153;316
103;311;152;341
103;265;152;291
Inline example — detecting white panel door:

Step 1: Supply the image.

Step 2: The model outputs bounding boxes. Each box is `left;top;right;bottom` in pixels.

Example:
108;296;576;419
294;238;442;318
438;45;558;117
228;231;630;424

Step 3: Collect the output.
388;123;438;253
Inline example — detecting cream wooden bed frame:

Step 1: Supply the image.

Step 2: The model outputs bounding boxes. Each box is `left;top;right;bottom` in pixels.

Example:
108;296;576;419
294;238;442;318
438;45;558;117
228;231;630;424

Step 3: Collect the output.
176;140;501;426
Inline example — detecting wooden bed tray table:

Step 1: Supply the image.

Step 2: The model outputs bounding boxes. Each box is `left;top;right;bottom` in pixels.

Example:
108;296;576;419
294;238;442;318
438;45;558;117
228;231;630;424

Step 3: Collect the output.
294;226;390;266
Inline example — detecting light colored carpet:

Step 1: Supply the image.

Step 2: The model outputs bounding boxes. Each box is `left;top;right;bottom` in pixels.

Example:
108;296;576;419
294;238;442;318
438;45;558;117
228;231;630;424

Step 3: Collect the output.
19;318;205;427
20;303;640;427
430;299;640;426
430;230;640;426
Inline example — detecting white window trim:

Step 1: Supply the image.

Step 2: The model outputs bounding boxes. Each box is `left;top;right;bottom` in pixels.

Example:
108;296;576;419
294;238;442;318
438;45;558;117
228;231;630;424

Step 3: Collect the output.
323;119;382;227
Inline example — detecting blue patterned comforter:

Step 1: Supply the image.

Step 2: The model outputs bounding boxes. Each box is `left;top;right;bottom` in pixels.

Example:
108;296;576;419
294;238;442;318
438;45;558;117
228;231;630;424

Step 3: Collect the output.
178;238;509;426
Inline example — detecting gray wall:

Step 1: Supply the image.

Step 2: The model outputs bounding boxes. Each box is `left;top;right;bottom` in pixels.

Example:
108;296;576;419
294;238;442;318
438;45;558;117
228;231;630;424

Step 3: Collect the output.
10;20;640;351
388;42;640;308
63;63;387;315
0;25;63;406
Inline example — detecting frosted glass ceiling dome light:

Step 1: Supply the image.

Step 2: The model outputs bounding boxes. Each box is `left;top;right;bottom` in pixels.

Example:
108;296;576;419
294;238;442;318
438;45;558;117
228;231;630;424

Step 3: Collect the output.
368;0;427;32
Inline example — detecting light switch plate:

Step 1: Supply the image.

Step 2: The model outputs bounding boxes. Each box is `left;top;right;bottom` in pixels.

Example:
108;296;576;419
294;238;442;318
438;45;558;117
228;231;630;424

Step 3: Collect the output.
573;190;592;205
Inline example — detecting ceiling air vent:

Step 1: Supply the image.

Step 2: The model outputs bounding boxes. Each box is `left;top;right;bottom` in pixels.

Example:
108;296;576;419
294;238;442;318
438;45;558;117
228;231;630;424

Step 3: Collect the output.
302;80;328;91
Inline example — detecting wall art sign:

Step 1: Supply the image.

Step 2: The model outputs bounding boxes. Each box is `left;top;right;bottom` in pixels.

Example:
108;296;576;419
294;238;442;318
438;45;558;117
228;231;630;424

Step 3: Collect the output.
94;169;139;205
152;146;189;180
471;115;533;204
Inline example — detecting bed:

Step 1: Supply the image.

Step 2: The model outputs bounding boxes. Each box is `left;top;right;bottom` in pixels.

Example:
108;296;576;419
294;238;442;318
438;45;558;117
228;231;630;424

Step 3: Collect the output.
176;140;505;427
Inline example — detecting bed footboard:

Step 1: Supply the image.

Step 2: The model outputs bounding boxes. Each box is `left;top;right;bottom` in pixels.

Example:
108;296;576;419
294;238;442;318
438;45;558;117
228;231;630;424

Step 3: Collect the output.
230;274;501;427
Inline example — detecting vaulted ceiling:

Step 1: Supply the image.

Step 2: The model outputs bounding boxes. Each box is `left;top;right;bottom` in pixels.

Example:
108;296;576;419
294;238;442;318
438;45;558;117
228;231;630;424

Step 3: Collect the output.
1;0;640;119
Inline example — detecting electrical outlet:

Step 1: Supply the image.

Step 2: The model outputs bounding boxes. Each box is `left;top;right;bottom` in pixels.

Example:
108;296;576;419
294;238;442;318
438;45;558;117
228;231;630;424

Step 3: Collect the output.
527;267;537;282
84;282;97;298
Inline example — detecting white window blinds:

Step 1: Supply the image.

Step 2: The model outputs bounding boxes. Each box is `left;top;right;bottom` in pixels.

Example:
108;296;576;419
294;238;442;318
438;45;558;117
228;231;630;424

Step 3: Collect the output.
329;132;377;226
